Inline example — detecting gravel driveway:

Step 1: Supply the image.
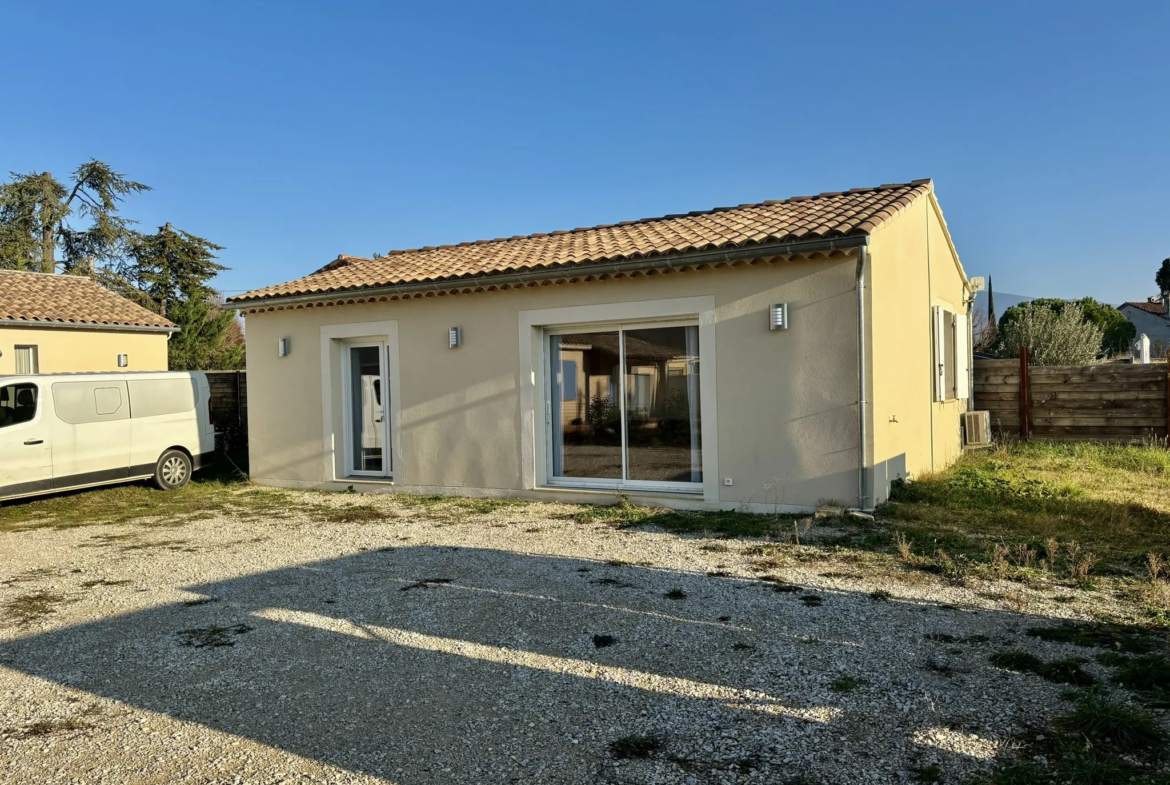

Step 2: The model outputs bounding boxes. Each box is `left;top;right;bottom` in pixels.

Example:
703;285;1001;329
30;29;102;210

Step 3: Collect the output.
0;489;1153;784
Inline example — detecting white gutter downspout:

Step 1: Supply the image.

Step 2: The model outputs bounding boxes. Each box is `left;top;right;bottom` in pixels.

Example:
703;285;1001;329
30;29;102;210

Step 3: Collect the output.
856;242;870;511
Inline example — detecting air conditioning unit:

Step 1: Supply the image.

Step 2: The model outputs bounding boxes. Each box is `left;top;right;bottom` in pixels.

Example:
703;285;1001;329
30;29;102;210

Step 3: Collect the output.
963;410;992;448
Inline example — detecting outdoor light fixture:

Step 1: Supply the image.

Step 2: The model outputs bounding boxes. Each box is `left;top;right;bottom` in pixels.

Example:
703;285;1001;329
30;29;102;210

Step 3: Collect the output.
448;326;462;349
278;338;290;357
769;303;788;330
117;354;129;368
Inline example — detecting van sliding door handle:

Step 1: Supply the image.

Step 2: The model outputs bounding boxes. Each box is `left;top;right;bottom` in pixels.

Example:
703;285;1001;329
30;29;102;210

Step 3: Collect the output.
23;439;43;446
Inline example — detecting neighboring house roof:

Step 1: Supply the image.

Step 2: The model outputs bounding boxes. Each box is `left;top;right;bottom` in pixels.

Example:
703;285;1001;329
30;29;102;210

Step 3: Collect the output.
0;270;177;331
231;179;935;305
1120;301;1168;317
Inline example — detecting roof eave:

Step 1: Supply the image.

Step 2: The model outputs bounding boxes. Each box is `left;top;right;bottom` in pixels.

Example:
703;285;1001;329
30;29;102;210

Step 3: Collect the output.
228;234;870;311
0;318;179;334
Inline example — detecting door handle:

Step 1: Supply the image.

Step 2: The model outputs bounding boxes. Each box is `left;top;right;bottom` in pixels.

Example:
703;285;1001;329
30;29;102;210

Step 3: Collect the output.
23;439;43;446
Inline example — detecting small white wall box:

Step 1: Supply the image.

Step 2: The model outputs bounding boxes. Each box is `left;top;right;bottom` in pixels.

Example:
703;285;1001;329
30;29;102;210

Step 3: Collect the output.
449;326;462;349
117;354;129;368
278;338;290;357
769;303;788;330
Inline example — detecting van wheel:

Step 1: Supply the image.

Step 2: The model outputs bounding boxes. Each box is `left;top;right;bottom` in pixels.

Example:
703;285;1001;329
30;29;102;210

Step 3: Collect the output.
154;450;192;491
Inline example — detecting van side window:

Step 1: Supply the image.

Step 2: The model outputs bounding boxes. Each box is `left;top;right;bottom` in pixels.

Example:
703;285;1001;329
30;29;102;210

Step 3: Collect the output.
94;387;124;416
0;384;38;428
127;379;197;418
52;382;131;425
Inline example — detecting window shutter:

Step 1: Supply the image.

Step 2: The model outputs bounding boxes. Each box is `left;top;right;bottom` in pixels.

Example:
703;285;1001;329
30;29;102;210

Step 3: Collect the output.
933;307;946;402
954;312;970;399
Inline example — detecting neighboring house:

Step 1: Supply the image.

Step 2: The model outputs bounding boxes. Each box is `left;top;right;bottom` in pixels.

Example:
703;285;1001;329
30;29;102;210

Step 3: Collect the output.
1119;296;1170;352
229;179;972;511
0;270;177;374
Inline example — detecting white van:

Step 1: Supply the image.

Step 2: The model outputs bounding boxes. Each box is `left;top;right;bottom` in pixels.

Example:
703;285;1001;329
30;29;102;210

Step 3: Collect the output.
0;372;215;502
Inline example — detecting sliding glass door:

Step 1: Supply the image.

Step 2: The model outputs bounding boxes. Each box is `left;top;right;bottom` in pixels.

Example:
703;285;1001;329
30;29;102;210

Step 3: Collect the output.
548;323;701;491
344;343;391;477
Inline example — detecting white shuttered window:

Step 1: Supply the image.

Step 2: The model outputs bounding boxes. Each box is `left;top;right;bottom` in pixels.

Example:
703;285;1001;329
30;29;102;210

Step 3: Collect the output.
933;307;970;402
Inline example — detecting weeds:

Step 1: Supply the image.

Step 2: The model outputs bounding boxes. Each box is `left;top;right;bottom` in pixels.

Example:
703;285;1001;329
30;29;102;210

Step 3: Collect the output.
882;442;1170;576
177;624;254;648
574;499;786;538
609;735;661;759
988;651;1096;686
4;592;72;625
400;577;454;591
829;675;862;693
592;634;616;649
664;588;687;600
1053;693;1164;755
1026;621;1164;654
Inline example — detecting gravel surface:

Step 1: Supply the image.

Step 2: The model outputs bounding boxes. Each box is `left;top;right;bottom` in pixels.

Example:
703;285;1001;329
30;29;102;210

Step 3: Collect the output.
0;489;1155;784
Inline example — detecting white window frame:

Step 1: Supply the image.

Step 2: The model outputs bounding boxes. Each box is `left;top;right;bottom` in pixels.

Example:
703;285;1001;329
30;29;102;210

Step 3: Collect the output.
341;340;392;478
15;345;39;375
544;318;701;494
518;296;719;502
933;305;970;402
320;320;401;483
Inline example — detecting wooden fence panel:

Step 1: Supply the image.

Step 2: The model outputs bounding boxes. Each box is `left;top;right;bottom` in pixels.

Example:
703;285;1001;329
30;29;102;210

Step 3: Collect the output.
204;371;248;449
973;359;1169;444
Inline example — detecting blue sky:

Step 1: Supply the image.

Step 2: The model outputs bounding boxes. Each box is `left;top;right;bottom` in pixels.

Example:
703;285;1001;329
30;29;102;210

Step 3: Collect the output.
2;1;1167;304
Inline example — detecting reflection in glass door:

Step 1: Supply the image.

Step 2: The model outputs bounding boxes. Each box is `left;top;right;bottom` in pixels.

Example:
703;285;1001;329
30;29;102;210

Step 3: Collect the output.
548;324;701;489
346;344;390;476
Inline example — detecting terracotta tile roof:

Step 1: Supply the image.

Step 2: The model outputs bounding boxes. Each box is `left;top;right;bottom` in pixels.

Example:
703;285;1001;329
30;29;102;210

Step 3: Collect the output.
1122;300;1168;316
0;270;177;330
231;179;934;304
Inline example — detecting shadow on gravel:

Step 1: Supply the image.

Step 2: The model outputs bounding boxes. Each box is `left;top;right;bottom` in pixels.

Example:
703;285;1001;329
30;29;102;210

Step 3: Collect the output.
0;546;1142;784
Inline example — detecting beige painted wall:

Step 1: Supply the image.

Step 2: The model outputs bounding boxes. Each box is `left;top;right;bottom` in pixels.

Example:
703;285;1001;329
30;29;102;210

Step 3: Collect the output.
868;195;970;503
245;258;865;509
0;326;170;374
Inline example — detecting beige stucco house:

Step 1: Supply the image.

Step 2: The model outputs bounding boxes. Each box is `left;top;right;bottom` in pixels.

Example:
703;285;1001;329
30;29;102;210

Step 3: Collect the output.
0;270;176;374
230;179;972;511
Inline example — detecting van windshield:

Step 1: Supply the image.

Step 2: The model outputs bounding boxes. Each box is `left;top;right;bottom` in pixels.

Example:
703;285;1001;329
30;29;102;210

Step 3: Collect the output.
0;383;38;428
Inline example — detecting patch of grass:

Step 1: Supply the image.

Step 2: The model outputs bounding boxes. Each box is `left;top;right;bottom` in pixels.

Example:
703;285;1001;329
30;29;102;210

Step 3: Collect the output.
177;624;254;648
4;592;72;625
574;498;791;538
869;589;893;601
732;642;754;651
79;578;132;588
591;577;635;588
312;504;385;524
608;734;661;759
879;442;1170;576
1054;693;1165;755
772;583;802;593
829;675;862;693
664;588;687;600
1104;653;1170;706
988;651;1096;686
911;764;942;783
799;595;823;607
592;634;616;648
4;717;89;739
1026;621;1164;654
0;469;297;532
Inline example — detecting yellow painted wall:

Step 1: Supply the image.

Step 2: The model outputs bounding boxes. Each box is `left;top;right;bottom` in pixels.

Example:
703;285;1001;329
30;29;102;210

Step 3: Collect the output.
868;193;970;503
244;258;865;509
0;326;170;374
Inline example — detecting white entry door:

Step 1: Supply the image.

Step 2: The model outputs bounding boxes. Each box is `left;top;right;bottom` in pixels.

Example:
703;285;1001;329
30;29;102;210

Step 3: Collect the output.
343;343;391;477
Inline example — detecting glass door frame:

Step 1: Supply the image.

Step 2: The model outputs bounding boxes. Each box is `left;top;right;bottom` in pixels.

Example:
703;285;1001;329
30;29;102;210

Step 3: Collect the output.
543;318;702;494
341;340;392;478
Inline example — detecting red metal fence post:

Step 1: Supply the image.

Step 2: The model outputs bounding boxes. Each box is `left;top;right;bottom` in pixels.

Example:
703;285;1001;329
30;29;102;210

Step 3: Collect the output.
1019;347;1031;440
